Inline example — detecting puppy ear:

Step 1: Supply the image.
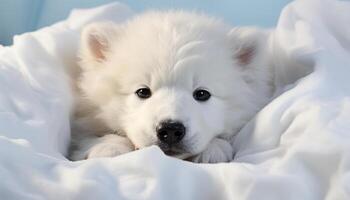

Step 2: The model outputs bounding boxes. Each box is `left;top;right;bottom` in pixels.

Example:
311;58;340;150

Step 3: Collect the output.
228;27;268;67
80;22;121;64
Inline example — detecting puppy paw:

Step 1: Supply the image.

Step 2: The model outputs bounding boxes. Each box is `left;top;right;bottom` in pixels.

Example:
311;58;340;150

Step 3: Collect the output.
87;143;130;159
191;138;233;163
70;134;134;160
87;135;134;159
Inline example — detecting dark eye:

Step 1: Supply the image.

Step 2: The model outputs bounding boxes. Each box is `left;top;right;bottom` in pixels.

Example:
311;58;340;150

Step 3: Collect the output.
193;89;211;102
135;87;152;99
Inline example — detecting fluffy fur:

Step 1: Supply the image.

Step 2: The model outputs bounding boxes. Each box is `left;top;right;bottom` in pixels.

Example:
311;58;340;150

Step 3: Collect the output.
69;11;273;163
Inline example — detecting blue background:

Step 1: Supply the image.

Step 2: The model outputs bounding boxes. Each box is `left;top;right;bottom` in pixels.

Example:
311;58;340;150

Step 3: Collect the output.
0;0;292;46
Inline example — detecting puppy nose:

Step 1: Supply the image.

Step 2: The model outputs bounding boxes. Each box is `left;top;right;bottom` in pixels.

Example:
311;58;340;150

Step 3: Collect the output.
156;120;185;145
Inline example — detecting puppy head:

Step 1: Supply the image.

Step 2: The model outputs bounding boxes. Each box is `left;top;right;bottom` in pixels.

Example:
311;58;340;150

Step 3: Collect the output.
78;11;271;158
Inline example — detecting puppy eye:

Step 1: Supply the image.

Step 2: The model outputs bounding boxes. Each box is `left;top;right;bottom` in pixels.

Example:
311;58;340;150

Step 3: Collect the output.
193;89;211;102
135;87;152;99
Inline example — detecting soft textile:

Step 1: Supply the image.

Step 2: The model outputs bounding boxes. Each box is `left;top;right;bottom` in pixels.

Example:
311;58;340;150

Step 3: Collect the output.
0;0;349;199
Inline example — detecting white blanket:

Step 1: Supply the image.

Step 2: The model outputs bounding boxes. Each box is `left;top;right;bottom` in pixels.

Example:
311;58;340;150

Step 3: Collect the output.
0;0;349;199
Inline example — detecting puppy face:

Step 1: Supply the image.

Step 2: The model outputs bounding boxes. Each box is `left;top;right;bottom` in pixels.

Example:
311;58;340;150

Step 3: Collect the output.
78;11;271;158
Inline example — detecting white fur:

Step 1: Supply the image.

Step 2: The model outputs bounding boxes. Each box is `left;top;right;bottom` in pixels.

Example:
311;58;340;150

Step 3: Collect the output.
69;11;273;163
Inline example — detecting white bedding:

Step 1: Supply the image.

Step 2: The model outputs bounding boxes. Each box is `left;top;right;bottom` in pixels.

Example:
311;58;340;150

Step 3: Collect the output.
0;0;350;199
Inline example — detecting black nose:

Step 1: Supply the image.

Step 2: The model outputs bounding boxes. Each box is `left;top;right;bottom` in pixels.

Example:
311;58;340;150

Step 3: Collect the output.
156;120;186;145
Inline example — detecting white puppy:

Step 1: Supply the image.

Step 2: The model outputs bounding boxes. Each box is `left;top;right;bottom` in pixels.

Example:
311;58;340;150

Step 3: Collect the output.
69;11;273;163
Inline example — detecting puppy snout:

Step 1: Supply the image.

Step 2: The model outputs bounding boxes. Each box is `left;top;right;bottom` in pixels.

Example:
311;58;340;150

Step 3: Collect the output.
156;120;186;145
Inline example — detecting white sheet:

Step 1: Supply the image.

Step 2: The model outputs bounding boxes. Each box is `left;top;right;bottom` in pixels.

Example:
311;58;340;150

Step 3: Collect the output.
0;0;349;199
